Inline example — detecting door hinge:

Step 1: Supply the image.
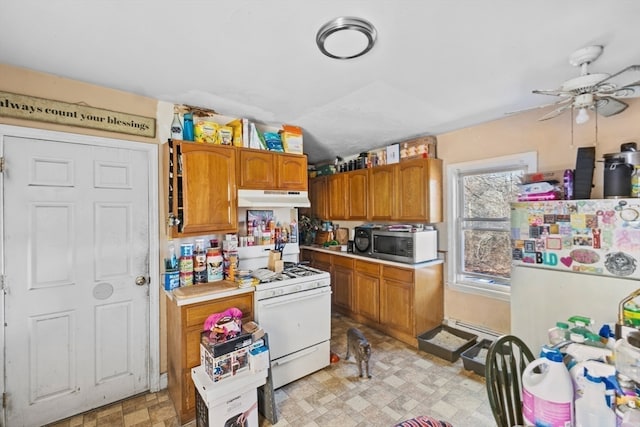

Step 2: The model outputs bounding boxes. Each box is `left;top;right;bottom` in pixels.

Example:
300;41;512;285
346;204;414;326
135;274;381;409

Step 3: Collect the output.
2;392;6;409
0;274;4;291
0;157;4;173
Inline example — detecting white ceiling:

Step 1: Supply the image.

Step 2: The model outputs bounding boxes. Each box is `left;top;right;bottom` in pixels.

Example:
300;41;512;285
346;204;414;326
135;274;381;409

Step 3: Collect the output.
2;1;640;164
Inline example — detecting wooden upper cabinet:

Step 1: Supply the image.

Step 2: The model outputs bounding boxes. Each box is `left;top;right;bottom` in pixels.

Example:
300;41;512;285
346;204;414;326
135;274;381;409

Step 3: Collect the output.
238;149;307;191
369;165;395;221
396;158;442;222
238;149;275;189
327;174;348;220
347;170;368;220
277;153;308;190
309;176;327;219
168;141;237;237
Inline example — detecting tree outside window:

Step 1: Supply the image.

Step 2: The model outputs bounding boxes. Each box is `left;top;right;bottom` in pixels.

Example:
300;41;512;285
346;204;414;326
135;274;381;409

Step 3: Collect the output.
447;152;537;298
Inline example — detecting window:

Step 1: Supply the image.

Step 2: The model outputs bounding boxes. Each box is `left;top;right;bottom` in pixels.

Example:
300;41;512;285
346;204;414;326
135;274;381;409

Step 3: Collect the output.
447;152;537;299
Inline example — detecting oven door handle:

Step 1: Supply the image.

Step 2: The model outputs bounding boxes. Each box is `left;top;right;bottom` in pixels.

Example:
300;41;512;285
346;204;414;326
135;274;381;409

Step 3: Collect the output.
258;287;331;308
272;345;320;367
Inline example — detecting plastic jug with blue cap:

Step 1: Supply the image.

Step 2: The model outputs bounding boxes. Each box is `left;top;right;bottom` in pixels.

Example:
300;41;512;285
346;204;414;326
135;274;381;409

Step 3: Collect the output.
522;347;574;427
575;366;616;426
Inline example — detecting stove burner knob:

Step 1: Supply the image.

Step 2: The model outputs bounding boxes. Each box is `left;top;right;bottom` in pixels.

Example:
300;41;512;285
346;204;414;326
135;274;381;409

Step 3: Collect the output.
276;289;284;296
295;285;302;292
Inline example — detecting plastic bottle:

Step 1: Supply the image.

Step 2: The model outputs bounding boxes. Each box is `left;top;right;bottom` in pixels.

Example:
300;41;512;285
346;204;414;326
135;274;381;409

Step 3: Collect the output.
575;367;616;427
182;113;194;141
522;349;574;427
170;112;182;140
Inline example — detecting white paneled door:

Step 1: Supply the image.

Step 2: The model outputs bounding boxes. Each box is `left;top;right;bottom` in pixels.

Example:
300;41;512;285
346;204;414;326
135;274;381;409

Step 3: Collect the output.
1;129;154;426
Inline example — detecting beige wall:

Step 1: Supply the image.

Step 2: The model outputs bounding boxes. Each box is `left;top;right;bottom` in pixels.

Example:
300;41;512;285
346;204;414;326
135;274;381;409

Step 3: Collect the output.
0;63;169;373
437;97;640;334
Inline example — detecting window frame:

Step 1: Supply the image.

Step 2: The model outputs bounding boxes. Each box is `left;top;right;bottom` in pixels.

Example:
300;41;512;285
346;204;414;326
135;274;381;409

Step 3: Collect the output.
446;151;537;300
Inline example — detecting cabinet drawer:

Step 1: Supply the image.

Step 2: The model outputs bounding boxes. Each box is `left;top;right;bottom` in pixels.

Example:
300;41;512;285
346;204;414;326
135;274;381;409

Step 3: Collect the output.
314;252;332;264
332;255;354;269
383;266;414;283
184;293;254;328
356;259;380;276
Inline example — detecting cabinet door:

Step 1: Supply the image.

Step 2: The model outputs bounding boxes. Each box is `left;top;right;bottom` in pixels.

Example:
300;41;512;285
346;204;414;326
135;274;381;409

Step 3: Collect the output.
327;174;348;220
347;170;368;220
369;165;395;220
238;149;275;189
309;176;327;219
332;255;354;313
354;260;380;323
380;266;414;336
395;158;443;222
180;143;237;235
277;154;308;190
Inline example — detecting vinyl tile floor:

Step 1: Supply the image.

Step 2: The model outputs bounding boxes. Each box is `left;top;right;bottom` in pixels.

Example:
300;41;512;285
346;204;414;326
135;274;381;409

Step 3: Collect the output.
49;314;496;427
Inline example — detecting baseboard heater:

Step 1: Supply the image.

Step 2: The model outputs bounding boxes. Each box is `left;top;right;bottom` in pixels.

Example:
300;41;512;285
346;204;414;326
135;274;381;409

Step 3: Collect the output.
444;318;502;341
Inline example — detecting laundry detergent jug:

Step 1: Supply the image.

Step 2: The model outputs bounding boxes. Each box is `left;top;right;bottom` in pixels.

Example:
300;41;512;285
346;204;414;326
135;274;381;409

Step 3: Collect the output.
522;349;574;427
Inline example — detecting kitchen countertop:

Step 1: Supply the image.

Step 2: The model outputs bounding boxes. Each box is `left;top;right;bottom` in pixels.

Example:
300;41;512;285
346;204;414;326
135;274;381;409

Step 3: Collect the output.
165;280;254;306
300;245;444;269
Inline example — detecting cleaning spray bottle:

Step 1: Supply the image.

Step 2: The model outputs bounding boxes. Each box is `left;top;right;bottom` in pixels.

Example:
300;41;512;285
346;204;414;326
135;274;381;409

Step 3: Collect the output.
574;367;616;427
522;348;574;427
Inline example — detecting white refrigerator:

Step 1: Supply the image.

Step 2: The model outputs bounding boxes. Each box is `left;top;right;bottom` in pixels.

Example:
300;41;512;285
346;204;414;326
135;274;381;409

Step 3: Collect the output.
510;199;640;353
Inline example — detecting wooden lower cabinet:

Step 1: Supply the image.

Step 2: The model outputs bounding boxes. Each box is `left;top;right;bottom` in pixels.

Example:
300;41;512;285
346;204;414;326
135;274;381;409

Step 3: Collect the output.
332;256;354;314
305;249;443;347
354;260;380;323
380;266;415;339
166;291;254;424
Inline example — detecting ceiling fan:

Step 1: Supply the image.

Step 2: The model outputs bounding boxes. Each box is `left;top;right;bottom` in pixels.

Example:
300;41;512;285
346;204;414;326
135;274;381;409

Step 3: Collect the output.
532;45;640;123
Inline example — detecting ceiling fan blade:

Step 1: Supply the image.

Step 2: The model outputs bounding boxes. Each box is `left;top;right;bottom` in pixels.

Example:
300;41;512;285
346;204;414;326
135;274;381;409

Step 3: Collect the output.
506;96;573;116
539;103;573;121
592;96;629;117
593;65;640;93
532;89;573;97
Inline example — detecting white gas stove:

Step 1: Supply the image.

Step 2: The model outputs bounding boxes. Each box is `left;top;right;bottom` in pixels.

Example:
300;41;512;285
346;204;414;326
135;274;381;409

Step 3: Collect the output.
253;265;331;297
252;264;332;389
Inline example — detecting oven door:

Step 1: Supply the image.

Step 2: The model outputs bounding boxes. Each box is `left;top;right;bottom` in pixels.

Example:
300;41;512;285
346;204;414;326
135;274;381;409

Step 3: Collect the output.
256;286;331;360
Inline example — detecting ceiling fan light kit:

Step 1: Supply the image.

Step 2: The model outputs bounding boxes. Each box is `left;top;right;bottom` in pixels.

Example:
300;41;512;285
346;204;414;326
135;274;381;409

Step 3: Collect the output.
316;17;377;60
532;45;640;123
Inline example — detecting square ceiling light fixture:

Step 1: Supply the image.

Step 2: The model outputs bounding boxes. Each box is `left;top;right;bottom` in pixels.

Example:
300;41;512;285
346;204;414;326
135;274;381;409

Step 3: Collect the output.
316;17;377;60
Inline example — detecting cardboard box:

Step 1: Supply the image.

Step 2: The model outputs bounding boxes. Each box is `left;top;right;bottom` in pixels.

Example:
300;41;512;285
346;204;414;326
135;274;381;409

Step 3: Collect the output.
192;366;266;427
201;331;253;359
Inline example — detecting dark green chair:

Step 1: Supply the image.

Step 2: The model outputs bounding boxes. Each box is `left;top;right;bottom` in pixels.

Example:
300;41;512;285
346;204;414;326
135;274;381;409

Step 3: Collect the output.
485;335;535;427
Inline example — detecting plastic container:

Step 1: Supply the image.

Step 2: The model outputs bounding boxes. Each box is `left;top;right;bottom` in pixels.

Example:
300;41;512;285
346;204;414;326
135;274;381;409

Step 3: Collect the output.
522;349;574;427
182;113;194;141
417;325;477;362
574;367;616;427
615;337;640;383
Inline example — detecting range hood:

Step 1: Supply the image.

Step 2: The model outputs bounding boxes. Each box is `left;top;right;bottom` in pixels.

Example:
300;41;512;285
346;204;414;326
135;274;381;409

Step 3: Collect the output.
237;189;310;208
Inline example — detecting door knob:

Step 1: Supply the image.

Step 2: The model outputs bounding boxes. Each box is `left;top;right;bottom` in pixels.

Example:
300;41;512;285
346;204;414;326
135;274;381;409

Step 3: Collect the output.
135;276;148;286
